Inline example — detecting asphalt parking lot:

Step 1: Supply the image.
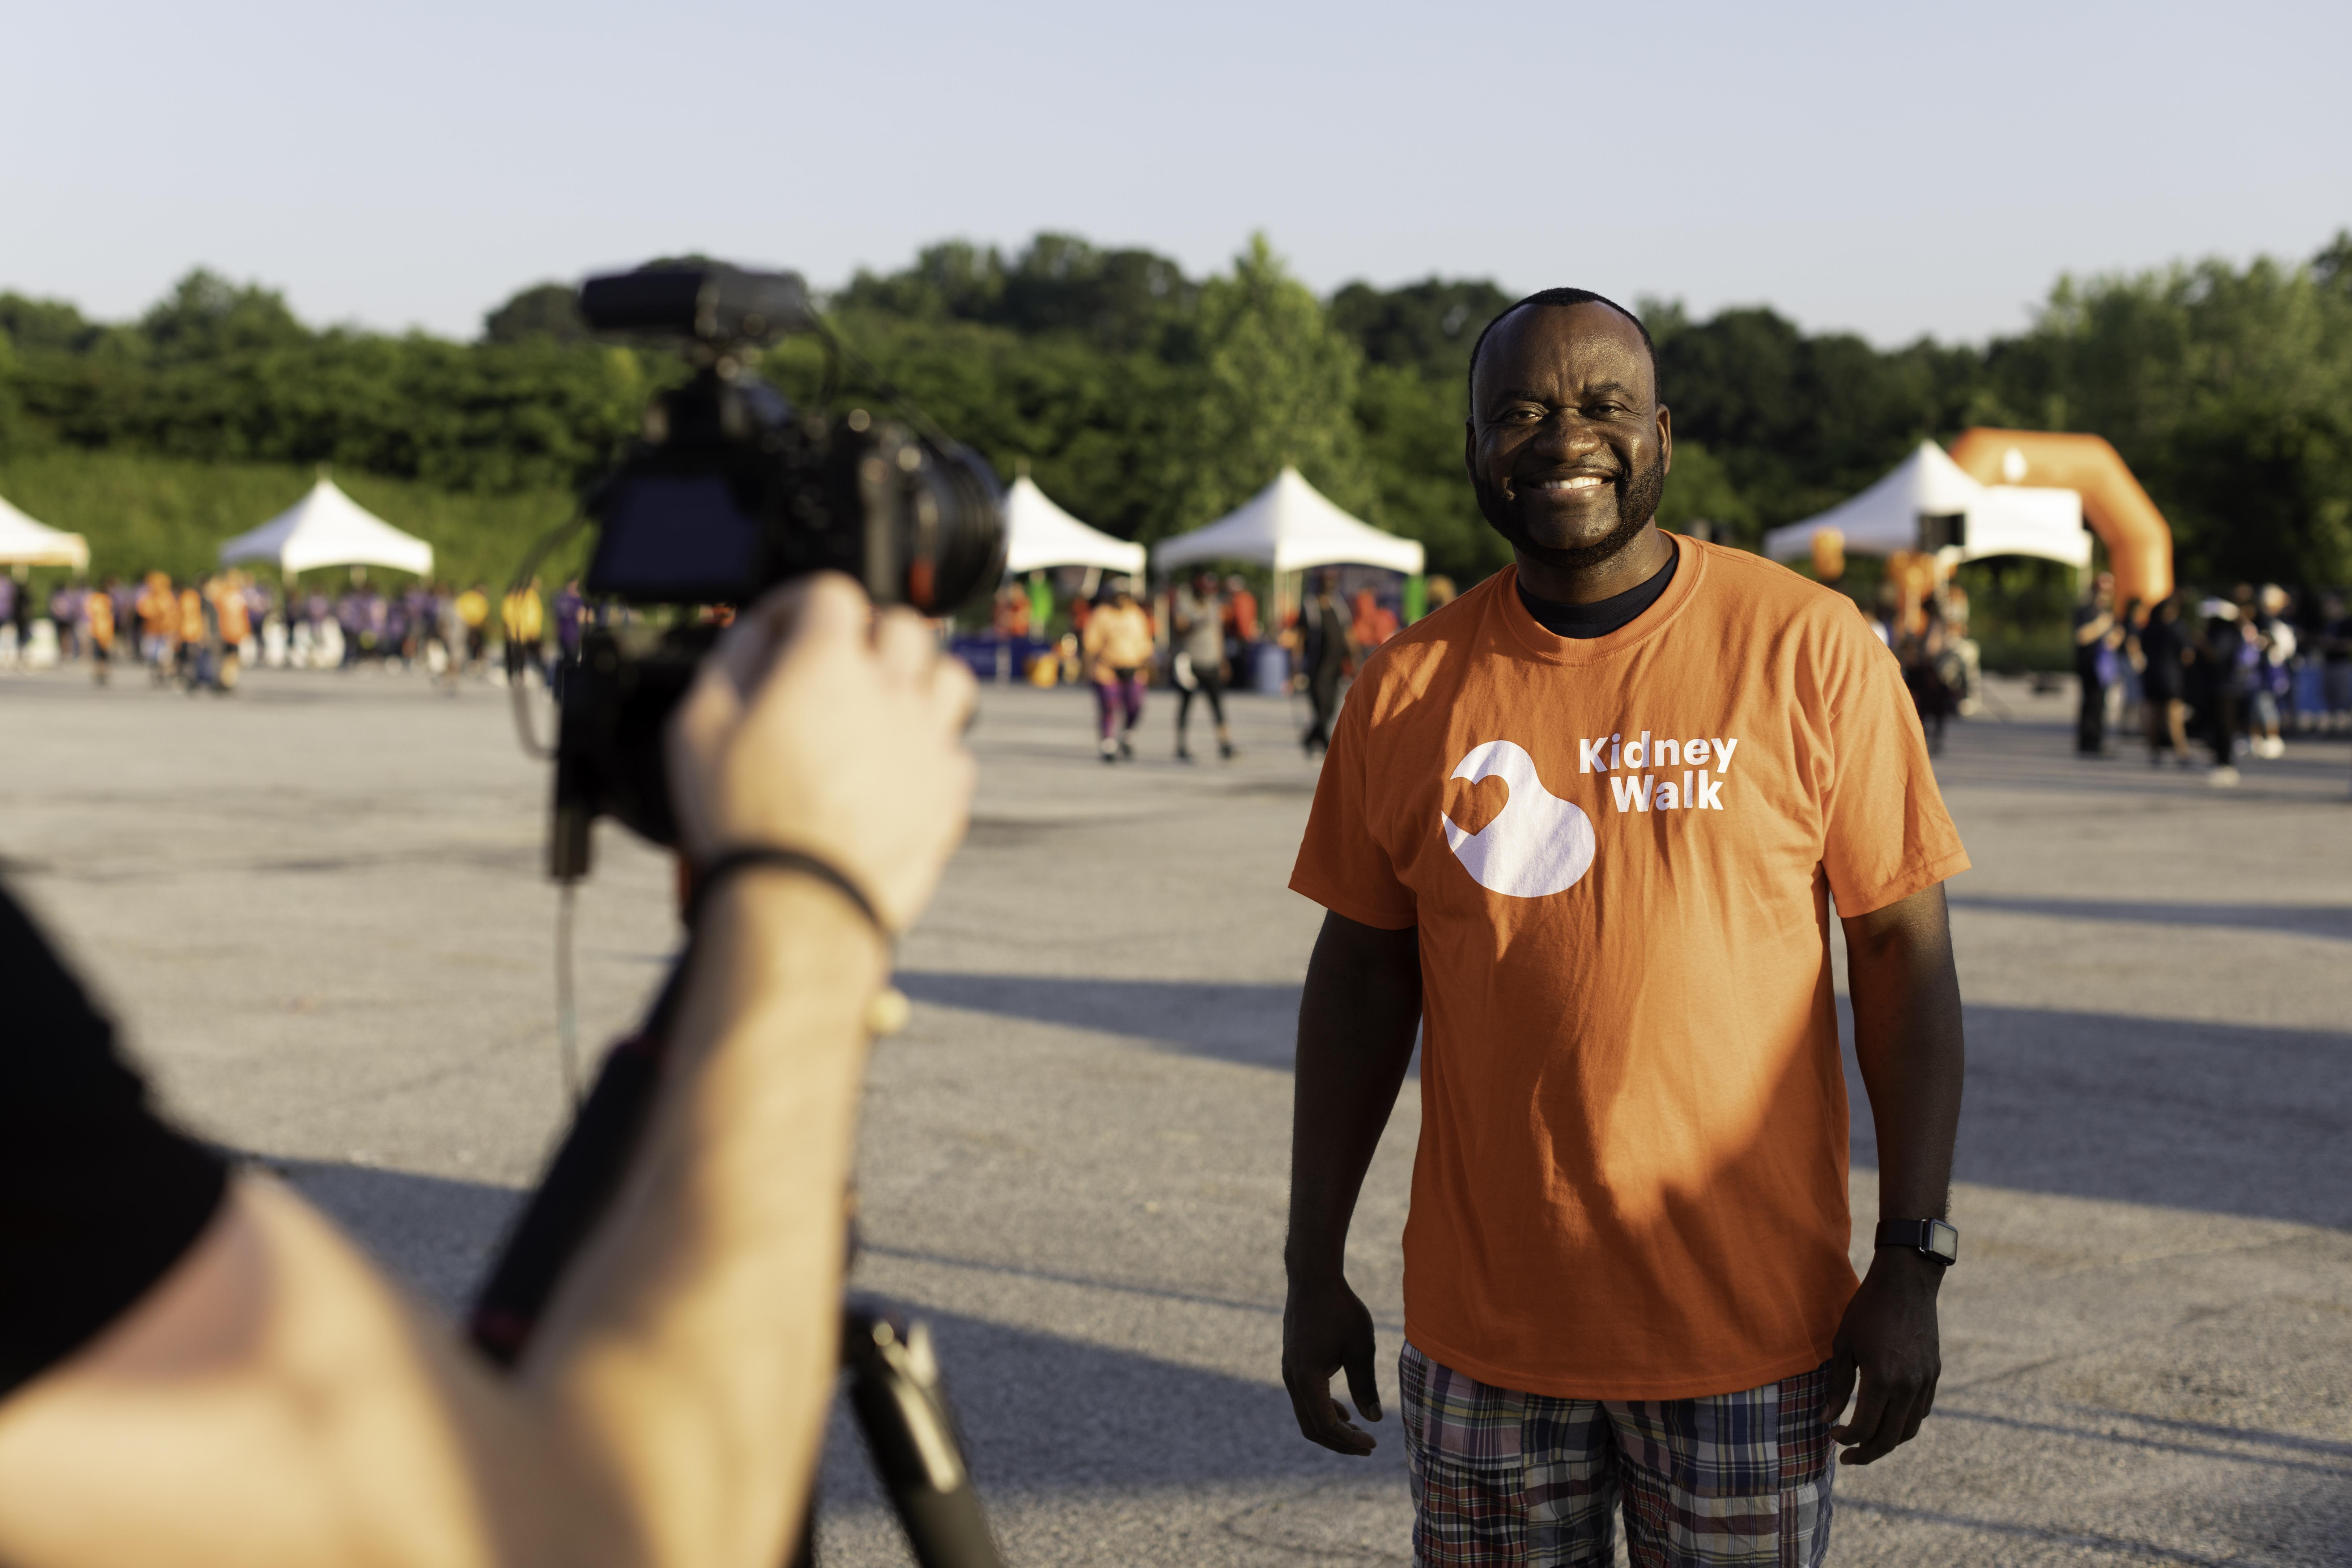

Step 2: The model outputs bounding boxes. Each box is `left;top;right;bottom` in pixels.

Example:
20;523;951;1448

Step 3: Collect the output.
5;661;2349;1566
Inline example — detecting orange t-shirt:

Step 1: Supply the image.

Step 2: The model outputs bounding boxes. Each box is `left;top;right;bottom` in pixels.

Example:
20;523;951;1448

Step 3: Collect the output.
215;588;252;643
138;579;177;637
1289;536;1968;1399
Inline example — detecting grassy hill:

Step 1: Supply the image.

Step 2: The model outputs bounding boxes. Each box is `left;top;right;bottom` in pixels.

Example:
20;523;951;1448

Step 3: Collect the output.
0;449;583;588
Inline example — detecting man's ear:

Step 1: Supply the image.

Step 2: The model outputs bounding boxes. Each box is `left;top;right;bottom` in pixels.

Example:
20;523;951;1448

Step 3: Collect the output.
1462;417;1478;484
1656;402;1673;476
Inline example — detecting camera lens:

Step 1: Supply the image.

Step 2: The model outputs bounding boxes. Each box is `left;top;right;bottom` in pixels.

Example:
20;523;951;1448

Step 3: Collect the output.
902;445;1009;616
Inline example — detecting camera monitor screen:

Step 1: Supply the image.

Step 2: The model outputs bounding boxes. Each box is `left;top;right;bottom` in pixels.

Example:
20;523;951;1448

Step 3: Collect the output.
586;473;762;603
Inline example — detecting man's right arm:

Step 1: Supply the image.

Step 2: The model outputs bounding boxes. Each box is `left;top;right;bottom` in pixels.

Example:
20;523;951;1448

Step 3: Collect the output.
1282;910;1421;1456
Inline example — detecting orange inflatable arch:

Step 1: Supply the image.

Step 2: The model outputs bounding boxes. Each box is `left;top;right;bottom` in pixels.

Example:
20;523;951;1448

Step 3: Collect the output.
1945;429;2174;607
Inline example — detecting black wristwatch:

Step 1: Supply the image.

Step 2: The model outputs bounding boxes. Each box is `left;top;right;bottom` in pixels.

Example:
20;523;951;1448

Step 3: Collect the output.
1875;1218;1959;1267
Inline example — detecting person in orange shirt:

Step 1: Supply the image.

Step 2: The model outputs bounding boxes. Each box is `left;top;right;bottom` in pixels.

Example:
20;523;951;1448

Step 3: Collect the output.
210;574;252;692
1351;587;1400;651
990;584;1032;639
175;582;208;689
1080;582;1155;763
1282;291;1966;1566
1222;575;1259;643
84;581;116;687
135;571;178;684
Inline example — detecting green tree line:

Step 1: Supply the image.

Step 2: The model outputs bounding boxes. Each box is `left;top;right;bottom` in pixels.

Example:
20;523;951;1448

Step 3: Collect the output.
3;230;2346;589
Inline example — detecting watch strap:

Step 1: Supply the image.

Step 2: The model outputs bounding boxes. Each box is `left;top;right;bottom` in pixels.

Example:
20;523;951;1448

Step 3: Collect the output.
1874;1217;1958;1265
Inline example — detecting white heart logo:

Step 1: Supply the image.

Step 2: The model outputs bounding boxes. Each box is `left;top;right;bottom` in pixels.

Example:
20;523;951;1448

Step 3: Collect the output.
1441;740;1596;897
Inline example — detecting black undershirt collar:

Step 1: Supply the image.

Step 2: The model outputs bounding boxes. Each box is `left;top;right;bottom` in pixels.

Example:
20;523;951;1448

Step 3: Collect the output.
1515;537;1680;639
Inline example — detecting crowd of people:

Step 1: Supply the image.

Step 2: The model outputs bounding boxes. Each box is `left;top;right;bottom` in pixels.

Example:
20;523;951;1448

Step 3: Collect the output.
9;560;1438;761
26;555;2332;792
0;570;591;696
1850;564;2349;782
1855;562;1981;757
984;566;1438;763
2070;575;2345;785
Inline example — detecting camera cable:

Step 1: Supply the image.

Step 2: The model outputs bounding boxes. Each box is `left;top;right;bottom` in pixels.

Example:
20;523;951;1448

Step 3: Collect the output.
555;881;581;1106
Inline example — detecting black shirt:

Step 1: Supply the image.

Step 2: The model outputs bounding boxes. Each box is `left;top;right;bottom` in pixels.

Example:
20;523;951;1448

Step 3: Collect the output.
0;884;227;1399
2072;603;2114;676
2138;616;2184;697
1515;539;1680;639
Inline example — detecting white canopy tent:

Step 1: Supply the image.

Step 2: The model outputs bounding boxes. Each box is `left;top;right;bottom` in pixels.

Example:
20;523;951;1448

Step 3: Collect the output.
1001;476;1145;577
1152;467;1425;577
1763;441;2090;570
219;477;434;577
0;493;90;570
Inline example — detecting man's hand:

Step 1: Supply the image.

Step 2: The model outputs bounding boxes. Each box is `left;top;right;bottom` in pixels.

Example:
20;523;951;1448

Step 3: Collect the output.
666;574;977;932
1282;1276;1383;1455
1818;1249;1943;1464
1284;912;1421;1456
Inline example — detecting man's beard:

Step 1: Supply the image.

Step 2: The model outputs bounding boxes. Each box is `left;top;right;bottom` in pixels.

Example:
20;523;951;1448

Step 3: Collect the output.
1473;453;1667;573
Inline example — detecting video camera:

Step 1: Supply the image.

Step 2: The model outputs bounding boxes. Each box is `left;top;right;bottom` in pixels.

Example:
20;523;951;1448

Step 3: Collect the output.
544;263;1008;880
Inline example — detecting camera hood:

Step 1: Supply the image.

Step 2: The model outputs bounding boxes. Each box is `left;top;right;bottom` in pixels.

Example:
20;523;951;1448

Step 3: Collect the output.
579;265;813;345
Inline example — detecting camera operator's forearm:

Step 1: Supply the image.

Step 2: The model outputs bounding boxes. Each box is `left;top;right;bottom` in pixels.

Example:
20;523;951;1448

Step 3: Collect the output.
0;1174;594;1568
0;878;885;1568
522;873;887;1568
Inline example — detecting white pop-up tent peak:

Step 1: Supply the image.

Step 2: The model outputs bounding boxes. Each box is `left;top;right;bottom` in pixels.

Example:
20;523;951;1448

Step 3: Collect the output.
219;477;434;577
0;492;91;570
1152;467;1425;577
1000;476;1146;577
1762;441;2089;570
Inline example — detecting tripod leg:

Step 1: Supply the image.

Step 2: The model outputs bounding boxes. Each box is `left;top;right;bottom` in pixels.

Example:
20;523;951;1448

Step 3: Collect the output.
840;1303;1003;1568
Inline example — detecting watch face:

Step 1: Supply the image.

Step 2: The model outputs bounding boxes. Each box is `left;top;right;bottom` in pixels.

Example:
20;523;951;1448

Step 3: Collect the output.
1926;1219;1959;1263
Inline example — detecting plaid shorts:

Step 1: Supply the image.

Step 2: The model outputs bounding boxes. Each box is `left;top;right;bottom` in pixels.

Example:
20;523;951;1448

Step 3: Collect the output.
1400;1341;1836;1567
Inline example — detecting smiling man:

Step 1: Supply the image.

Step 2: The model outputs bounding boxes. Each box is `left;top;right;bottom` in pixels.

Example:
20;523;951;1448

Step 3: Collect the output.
1281;291;1969;1567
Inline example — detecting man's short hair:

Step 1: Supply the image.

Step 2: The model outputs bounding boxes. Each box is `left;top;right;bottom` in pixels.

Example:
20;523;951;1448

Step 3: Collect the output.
1466;288;1658;412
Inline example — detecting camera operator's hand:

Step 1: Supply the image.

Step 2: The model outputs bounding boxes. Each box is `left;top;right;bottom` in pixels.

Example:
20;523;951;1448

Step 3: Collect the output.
668;573;977;931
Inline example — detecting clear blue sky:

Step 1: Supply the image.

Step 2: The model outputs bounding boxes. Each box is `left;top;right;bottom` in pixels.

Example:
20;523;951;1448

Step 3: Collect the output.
5;0;2345;347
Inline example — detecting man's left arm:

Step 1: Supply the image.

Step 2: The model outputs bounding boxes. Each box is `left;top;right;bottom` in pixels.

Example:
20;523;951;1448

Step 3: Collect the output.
1822;880;1964;1464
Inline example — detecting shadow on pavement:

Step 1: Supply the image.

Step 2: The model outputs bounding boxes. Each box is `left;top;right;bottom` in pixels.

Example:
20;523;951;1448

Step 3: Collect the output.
1834;1498;2280;1567
819;1302;1386;1503
1949;895;2352;942
911;970;2351;1232
896;971;1302;1070
1846;1002;2352;1231
251;1158;1370;1499
907;972;2351;1231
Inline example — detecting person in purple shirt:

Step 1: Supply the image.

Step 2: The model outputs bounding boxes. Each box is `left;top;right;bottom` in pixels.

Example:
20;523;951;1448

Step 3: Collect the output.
48;584;80;661
243;579;272;648
362;588;388;662
551;578;586;697
383;592;411;667
110;580;139;653
404;586;433;665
